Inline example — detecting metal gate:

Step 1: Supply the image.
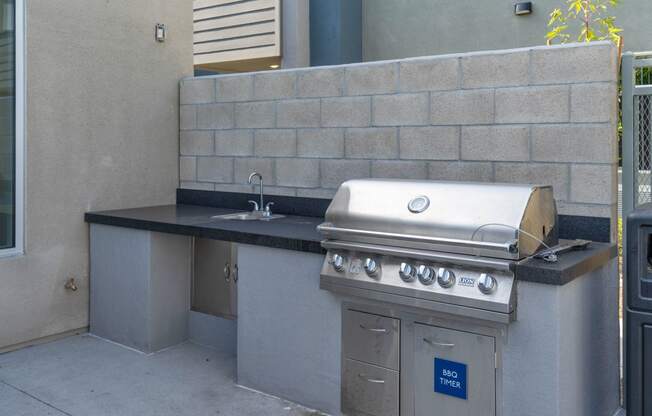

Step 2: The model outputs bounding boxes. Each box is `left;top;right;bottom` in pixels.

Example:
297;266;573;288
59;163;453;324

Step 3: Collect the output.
623;52;652;217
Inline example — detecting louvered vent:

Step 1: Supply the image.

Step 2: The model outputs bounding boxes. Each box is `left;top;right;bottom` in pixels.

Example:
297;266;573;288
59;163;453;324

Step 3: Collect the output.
193;0;281;71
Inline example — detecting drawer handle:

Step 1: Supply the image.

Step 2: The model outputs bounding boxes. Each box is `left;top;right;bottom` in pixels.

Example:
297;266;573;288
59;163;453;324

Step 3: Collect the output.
224;262;231;282
358;374;385;384
359;324;388;333
423;338;455;348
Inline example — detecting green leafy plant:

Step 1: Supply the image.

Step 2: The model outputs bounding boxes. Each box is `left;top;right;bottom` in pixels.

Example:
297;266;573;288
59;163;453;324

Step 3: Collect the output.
546;0;623;44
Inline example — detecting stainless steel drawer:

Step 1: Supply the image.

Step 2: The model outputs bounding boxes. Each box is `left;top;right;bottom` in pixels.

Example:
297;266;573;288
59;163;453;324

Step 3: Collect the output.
342;358;399;416
343;309;400;370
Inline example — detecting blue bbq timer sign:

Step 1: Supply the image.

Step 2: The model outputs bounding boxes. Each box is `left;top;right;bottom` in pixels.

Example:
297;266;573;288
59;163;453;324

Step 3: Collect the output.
434;358;468;400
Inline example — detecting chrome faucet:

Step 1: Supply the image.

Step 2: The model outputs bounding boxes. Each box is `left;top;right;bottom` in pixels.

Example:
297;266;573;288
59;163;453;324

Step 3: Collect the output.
247;171;274;217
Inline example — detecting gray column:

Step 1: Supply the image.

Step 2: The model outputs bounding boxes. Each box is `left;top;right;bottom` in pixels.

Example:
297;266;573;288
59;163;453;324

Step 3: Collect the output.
281;0;311;68
309;0;362;66
89;224;192;353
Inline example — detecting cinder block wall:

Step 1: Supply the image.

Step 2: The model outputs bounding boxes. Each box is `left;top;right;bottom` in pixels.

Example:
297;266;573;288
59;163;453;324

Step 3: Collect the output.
179;42;618;225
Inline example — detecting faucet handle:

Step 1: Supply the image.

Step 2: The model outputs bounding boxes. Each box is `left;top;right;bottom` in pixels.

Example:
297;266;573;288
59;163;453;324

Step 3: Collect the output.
248;200;259;211
264;202;275;213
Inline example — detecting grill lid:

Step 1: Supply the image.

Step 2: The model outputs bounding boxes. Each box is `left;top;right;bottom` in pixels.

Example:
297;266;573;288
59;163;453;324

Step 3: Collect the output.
318;179;558;260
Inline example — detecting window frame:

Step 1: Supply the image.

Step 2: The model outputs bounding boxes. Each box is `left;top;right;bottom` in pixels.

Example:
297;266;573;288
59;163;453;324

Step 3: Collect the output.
0;0;24;258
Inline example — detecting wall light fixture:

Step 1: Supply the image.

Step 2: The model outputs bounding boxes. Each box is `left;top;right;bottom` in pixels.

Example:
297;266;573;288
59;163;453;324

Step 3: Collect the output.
514;2;533;15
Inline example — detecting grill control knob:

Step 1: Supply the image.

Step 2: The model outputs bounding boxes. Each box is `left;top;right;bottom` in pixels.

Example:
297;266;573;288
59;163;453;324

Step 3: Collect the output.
437;268;455;288
363;258;380;277
417;265;435;285
331;254;346;272
399;263;416;282
478;273;497;294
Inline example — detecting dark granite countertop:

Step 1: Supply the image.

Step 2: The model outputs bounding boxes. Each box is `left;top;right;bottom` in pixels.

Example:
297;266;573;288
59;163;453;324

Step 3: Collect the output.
84;190;617;286
514;240;617;285
85;204;324;254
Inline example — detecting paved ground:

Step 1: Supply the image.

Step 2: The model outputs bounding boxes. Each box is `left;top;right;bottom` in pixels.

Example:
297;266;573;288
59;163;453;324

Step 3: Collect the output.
0;335;322;416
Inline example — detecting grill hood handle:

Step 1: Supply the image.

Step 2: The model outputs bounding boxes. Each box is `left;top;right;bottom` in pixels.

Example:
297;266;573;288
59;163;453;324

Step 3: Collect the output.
317;223;518;254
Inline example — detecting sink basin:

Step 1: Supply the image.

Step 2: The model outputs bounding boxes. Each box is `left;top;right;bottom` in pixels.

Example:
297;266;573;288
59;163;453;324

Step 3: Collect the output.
211;211;285;221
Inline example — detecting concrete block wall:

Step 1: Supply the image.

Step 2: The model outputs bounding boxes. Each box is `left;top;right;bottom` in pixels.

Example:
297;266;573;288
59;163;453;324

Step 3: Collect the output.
180;42;619;222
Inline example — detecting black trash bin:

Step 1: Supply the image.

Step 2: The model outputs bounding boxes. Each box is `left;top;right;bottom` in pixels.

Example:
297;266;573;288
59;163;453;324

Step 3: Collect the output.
626;203;652;415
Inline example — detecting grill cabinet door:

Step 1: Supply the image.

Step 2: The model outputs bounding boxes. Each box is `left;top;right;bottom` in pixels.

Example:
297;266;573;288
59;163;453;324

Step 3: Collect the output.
192;239;237;319
413;323;495;416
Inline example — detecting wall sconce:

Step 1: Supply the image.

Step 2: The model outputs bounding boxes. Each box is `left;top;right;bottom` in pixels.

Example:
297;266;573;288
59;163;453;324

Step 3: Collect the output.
514;2;533;15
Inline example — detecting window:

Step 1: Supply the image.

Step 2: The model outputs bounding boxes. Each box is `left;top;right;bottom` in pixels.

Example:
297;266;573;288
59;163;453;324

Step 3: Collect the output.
0;0;22;255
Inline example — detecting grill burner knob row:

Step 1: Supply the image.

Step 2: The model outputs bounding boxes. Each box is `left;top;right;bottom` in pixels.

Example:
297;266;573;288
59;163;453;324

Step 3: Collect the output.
437;268;455;288
417;265;435;285
331;254;346;272
478;273;497;294
363;258;380;277
399;263;416;282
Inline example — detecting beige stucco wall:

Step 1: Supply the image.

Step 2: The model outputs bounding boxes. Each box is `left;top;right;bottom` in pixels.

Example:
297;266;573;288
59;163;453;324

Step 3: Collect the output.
0;1;193;350
362;0;652;61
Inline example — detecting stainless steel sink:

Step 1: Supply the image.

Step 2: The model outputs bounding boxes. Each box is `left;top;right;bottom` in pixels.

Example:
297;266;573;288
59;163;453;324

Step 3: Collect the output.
212;171;284;221
211;211;285;221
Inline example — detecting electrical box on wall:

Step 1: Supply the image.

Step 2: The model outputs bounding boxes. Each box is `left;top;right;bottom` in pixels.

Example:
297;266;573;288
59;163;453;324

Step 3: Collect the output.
155;23;166;42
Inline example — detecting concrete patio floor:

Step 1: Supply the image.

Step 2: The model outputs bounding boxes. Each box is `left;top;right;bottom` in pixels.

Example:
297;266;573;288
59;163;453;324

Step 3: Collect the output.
0;335;321;416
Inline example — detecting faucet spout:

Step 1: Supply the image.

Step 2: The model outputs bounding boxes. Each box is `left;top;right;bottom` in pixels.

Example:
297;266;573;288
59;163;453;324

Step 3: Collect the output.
247;171;262;184
247;171;264;211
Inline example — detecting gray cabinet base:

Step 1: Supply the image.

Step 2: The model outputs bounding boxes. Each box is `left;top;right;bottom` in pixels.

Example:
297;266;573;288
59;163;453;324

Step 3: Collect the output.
188;310;237;356
90;224;192;354
236;244;342;415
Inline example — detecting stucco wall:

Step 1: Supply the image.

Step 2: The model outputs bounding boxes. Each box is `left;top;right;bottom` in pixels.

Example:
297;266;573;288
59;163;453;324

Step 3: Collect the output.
0;1;193;350
179;42;619;234
362;0;652;61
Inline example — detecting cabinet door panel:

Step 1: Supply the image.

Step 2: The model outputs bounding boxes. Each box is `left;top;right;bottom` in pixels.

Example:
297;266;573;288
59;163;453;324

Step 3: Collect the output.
192;239;236;319
413;323;495;416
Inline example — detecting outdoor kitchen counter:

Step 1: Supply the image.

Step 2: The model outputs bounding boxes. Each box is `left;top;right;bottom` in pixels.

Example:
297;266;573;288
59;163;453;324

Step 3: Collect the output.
85;203;616;286
85;204;324;254
85;199;619;415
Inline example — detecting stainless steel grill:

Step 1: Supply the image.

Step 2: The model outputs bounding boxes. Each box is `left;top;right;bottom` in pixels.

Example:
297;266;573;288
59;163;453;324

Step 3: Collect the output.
318;179;558;323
